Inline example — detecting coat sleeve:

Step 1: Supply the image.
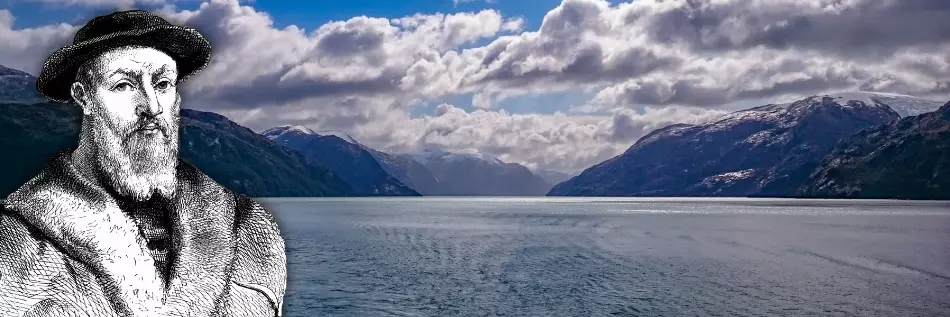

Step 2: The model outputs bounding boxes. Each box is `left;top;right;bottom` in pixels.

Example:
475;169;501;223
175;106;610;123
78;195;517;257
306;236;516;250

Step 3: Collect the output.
218;196;288;317
0;212;102;317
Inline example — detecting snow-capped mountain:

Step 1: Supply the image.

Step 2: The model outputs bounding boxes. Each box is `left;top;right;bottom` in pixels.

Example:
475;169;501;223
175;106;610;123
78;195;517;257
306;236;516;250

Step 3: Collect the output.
822;91;944;117
262;125;316;138
262;125;420;196
549;93;903;197
405;147;505;166
262;125;322;153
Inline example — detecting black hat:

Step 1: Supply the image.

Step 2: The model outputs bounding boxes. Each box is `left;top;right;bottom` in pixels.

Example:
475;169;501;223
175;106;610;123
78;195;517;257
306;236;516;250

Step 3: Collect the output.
36;10;211;103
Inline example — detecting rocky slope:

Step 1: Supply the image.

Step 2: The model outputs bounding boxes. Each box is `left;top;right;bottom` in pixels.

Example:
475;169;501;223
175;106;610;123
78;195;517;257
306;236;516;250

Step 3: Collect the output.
548;94;905;197
368;149;442;195
179;111;355;197
0;102;355;198
262;126;420;196
799;101;950;199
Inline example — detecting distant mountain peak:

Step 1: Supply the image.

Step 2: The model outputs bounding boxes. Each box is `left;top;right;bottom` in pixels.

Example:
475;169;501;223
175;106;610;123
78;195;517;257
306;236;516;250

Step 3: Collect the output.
447;148;505;165
536;169;575;186
261;125;364;146
820;91;943;117
705;92;934;133
261;125;420;196
261;125;316;140
403;147;504;166
816;92;890;108
399;147;550;196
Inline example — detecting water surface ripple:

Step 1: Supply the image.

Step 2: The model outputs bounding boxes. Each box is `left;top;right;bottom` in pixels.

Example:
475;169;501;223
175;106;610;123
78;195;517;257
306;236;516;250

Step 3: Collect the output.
260;197;950;317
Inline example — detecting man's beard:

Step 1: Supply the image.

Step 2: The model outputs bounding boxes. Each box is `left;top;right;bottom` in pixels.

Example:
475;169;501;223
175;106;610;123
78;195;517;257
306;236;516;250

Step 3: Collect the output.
88;111;180;202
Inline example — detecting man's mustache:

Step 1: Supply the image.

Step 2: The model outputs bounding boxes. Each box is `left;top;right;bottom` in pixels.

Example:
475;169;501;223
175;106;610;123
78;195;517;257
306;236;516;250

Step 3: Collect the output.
124;116;173;143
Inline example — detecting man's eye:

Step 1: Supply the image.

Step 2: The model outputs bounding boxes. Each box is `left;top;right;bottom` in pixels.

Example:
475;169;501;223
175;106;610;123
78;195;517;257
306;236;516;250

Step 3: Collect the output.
155;79;173;90
114;82;134;91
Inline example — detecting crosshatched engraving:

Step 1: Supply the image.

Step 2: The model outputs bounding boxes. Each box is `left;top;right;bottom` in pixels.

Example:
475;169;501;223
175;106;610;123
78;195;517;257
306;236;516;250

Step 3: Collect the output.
0;10;288;317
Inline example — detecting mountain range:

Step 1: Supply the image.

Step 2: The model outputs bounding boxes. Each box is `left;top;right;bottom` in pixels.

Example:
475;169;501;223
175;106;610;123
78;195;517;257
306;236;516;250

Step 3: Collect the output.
1;63;946;200
178;110;355;197
396;148;552;196
262;128;554;196
549;92;947;198
262;125;421;196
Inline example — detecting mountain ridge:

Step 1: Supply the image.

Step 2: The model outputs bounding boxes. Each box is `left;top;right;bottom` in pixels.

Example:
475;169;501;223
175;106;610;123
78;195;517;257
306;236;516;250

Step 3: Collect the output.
548;93;911;197
262;125;421;196
798;100;950;199
0;65;47;104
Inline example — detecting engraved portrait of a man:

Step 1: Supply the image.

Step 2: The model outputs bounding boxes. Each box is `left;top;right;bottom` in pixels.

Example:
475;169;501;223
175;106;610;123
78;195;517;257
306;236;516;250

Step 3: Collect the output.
0;10;287;316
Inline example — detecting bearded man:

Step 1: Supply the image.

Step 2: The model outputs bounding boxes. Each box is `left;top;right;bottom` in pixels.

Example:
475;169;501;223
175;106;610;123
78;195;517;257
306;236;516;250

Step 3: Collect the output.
0;10;287;317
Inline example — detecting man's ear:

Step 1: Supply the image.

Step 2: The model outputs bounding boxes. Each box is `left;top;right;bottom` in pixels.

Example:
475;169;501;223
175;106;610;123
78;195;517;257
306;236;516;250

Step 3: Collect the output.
70;81;90;115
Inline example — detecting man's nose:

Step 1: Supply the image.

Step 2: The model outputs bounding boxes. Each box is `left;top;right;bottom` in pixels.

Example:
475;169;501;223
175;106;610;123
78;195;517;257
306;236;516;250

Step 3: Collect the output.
136;83;163;117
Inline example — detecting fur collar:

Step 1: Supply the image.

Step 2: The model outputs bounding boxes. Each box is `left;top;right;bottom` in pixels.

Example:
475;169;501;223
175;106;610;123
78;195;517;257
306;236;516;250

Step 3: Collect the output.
4;149;240;315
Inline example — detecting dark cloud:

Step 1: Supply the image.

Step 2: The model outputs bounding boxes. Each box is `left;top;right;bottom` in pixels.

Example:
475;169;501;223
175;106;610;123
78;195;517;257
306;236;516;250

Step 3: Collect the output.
609;110;643;142
469;41;680;92
647;0;950;58
315;19;389;59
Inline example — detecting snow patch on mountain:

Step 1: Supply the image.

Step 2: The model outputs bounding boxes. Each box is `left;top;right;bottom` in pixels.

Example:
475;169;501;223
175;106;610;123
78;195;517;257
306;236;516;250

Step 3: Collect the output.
694;169;757;190
443;148;504;165
261;125;316;140
828;91;943;117
403;147;448;165
743;130;772;145
701;91;937;135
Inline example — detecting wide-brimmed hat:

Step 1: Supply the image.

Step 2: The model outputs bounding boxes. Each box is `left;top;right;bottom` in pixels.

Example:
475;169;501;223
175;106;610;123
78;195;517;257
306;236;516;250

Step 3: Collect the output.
36;10;212;103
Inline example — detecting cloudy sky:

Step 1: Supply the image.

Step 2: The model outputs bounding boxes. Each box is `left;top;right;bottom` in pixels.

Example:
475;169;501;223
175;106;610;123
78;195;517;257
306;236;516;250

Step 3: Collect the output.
2;0;948;173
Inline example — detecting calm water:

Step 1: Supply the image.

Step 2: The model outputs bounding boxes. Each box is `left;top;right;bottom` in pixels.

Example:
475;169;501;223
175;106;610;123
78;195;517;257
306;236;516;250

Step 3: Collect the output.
258;197;950;317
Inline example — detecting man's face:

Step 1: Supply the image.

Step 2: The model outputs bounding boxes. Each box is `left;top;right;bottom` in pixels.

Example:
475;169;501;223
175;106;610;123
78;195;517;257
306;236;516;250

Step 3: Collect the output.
75;46;181;201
